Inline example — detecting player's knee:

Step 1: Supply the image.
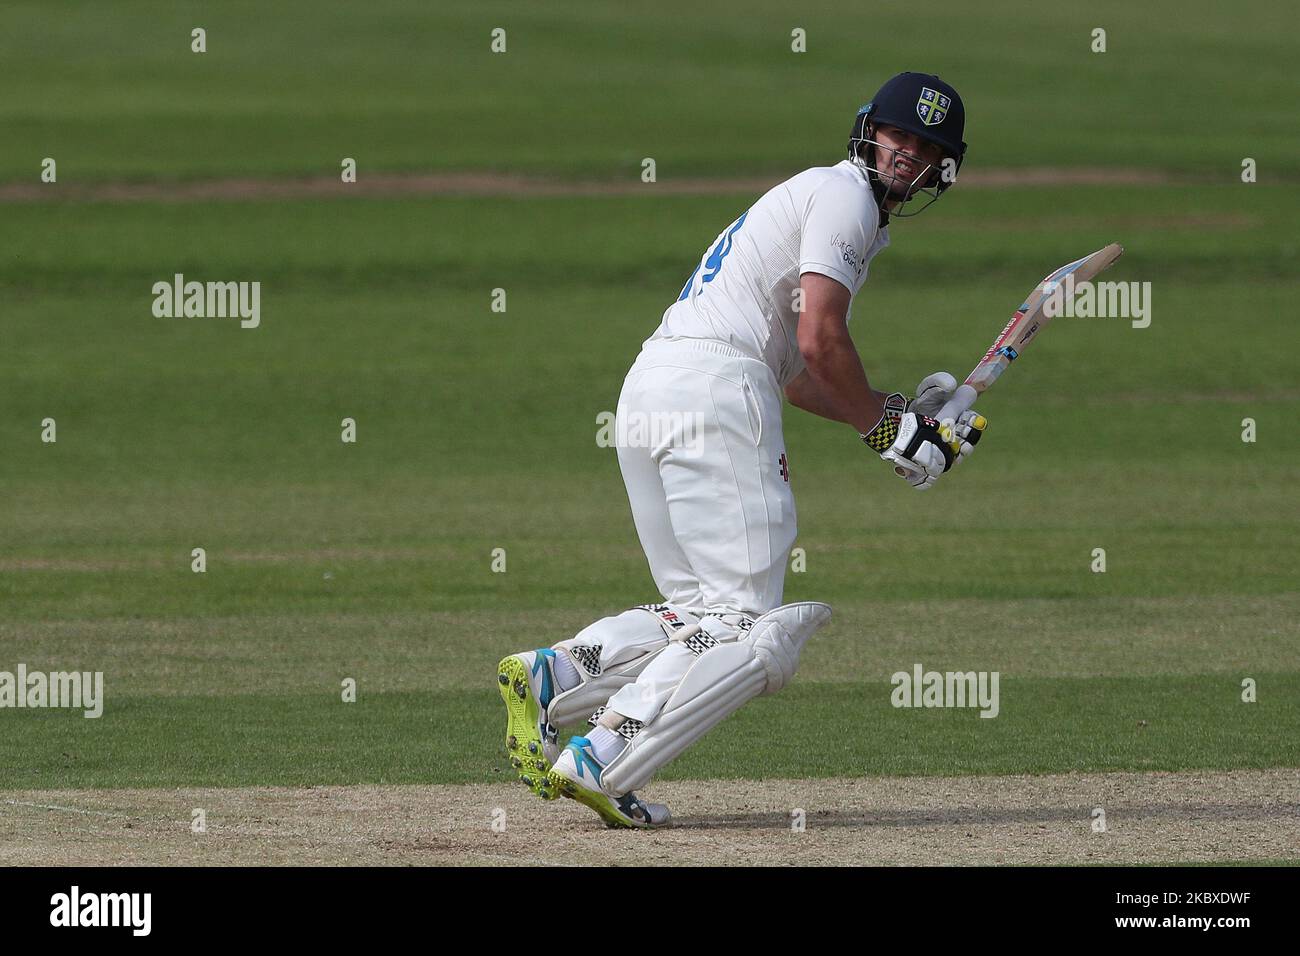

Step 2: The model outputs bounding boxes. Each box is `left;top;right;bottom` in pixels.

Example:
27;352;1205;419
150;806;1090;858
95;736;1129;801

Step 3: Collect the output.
556;603;700;673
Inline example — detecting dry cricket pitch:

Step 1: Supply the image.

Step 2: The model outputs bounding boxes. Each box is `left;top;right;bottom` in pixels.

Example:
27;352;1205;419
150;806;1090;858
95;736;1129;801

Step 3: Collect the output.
2;768;1295;866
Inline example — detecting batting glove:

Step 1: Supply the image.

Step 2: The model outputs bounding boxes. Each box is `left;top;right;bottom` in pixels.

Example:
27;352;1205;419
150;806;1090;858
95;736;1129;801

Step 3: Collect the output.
860;392;954;491
909;371;959;417
910;371;988;466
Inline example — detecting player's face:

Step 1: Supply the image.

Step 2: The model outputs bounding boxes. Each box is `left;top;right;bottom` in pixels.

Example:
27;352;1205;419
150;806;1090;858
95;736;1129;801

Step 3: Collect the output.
870;124;946;196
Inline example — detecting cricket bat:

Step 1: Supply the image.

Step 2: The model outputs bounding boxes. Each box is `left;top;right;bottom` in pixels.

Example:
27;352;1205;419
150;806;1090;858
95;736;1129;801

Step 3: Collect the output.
935;243;1124;430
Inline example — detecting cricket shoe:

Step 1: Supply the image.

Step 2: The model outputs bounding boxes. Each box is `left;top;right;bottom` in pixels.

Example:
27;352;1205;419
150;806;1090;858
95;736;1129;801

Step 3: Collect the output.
546;736;672;829
496;649;562;799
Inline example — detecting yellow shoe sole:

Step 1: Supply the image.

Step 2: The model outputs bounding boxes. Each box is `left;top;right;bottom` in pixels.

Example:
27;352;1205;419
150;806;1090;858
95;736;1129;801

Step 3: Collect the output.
546;765;645;830
496;655;558;800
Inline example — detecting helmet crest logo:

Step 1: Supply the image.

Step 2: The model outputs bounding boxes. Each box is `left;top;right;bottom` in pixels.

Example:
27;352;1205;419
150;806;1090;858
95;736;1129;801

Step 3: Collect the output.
916;87;950;126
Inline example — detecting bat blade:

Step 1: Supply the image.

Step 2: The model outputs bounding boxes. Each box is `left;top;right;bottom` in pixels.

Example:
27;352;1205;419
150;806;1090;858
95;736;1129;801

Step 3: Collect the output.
936;243;1123;425
966;243;1123;391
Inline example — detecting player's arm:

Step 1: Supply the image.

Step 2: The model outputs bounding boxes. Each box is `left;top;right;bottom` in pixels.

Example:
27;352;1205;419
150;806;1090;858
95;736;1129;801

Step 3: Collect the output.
789;272;969;490
785;370;892;426
787;272;887;434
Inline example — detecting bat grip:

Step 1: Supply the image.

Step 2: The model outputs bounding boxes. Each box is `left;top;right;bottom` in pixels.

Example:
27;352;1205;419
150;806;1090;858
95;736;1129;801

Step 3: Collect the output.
935;384;978;427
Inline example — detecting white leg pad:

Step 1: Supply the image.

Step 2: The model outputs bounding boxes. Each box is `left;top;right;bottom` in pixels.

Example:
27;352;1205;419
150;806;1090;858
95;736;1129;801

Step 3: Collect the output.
547;604;701;727
600;601;831;796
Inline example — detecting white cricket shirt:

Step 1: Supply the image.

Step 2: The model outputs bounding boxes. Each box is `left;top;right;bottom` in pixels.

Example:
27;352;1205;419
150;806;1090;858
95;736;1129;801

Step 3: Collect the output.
649;159;890;387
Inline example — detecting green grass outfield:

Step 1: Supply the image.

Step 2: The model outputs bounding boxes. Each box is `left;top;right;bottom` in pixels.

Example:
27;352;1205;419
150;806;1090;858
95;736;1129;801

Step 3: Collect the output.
1;181;1296;789
0;1;1296;794
6;678;1297;790
2;0;1298;180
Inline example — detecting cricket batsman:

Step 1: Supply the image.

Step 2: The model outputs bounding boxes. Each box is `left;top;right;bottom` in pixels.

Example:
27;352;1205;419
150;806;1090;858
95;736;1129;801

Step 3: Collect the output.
496;72;986;827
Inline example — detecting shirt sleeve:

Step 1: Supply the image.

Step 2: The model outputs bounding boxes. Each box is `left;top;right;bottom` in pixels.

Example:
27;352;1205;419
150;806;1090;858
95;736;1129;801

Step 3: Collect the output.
797;176;878;292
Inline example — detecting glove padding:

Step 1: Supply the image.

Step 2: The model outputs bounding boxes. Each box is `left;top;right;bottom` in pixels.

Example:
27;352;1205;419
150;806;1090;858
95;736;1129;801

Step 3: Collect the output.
861;393;954;491
910;371;959;417
881;413;955;490
910;371;987;466
942;408;986;465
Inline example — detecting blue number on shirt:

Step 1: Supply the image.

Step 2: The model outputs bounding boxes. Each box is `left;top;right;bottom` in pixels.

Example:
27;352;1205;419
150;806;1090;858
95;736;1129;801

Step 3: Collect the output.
677;210;748;301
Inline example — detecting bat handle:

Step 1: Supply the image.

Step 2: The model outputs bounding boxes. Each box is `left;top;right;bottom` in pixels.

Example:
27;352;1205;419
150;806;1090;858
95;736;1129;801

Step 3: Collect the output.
934;384;979;433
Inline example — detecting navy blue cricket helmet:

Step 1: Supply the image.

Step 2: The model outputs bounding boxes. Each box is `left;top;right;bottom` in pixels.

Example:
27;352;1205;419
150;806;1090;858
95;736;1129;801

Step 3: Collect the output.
848;72;968;217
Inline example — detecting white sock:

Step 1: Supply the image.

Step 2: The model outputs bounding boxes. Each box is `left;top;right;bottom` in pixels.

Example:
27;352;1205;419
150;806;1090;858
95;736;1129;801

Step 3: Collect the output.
552;650;581;692
587;725;626;764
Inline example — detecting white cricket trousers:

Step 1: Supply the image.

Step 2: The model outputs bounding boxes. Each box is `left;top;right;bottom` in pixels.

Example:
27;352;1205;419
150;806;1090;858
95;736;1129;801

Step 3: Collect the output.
606;338;798;724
